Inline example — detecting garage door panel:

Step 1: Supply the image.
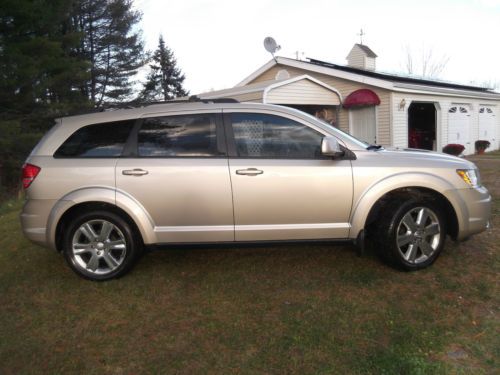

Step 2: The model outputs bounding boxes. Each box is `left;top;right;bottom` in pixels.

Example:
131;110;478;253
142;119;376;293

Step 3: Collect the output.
448;106;472;155
479;106;497;150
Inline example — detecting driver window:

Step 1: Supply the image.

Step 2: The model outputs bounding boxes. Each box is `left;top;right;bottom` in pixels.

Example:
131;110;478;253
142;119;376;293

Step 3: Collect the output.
230;113;324;159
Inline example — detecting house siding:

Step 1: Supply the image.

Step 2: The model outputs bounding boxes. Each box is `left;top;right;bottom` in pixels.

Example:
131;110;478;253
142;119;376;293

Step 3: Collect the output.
266;79;341;105
248;65;392;146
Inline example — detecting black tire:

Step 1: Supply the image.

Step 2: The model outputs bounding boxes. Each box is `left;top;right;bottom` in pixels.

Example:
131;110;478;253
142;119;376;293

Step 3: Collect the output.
373;198;447;271
63;210;142;281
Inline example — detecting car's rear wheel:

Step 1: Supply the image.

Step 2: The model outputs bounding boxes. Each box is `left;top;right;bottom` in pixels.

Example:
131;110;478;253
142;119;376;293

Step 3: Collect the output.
375;198;446;270
63;211;141;280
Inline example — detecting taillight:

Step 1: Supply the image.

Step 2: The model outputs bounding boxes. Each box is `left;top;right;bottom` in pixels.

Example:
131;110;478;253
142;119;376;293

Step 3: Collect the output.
22;163;41;189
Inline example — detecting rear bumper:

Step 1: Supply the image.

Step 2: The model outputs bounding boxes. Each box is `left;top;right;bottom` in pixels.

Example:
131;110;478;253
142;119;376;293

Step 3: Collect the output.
20;199;58;249
444;186;492;241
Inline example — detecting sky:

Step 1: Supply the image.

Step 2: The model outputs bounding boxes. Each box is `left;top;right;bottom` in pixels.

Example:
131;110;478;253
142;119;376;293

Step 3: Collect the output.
135;0;500;94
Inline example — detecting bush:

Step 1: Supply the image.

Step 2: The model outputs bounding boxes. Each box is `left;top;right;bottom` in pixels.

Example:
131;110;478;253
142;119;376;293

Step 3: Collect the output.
442;144;465;156
475;140;490;152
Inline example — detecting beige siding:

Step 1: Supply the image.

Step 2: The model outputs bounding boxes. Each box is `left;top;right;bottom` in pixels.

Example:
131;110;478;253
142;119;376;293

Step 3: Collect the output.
248;65;392;146
266;79;341;105
391;93;500;154
230;91;263;102
347;48;365;69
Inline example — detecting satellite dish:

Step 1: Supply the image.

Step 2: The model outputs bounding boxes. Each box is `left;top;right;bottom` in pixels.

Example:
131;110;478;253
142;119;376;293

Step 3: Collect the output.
264;37;281;62
264;37;280;53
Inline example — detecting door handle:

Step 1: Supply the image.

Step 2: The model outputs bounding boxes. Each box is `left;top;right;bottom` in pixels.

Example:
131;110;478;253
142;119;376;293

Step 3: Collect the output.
235;168;263;176
122;168;149;176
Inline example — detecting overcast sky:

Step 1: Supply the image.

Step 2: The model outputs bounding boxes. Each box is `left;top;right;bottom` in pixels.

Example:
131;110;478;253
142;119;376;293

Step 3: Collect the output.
135;0;500;94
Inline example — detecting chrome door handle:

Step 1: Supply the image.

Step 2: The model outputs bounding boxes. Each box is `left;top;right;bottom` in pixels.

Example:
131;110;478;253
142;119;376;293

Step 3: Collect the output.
122;168;149;176
235;168;263;176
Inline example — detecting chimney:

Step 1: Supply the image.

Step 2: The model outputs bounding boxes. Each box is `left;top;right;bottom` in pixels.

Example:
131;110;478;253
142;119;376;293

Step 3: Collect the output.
346;44;377;71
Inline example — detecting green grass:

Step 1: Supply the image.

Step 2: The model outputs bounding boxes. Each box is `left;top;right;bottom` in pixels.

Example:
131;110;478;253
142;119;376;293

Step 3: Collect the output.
0;156;499;374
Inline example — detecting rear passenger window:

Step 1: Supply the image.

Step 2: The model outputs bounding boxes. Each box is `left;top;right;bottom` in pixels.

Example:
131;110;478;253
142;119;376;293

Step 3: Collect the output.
54;120;134;158
137;114;218;157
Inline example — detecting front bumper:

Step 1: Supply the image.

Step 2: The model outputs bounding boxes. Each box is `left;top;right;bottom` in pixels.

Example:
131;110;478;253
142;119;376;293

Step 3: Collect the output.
444;186;492;241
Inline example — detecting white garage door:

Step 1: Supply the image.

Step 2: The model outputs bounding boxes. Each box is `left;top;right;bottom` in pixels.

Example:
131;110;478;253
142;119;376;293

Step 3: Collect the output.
448;106;472;155
479;106;497;150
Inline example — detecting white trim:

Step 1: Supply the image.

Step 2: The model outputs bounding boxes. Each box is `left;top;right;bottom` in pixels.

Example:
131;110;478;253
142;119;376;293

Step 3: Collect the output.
262;74;343;104
235;59;277;87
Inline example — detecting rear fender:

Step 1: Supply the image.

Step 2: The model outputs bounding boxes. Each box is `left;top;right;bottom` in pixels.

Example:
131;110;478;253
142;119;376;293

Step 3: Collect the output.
47;187;156;249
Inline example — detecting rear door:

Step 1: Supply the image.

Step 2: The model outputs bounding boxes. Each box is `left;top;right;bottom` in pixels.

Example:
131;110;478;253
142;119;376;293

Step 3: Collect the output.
116;110;234;243
224;110;353;241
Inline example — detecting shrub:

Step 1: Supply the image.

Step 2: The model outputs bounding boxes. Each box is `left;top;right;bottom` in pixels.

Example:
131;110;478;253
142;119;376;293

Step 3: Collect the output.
475;140;490;152
442;144;465;156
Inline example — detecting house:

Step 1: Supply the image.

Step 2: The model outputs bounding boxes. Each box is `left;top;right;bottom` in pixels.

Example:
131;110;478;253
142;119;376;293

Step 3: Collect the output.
199;44;500;155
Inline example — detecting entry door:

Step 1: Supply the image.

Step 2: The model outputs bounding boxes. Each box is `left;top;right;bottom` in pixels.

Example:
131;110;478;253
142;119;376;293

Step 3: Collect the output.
225;112;353;241
479;106;497;150
448;106;471;154
350;106;376;144
116;112;234;243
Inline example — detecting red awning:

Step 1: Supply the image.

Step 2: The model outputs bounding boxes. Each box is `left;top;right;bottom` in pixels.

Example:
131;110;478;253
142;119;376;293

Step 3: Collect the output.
343;89;381;108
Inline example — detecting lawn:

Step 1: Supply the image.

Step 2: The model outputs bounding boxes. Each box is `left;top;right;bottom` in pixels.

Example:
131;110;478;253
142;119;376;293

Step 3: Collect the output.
1;153;498;374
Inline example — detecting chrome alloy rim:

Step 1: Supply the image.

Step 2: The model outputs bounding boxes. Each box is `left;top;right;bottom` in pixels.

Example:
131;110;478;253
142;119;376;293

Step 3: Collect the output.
71;220;127;275
396;207;441;264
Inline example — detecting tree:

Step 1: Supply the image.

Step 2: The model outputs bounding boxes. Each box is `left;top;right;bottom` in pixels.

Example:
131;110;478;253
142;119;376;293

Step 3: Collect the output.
402;44;449;79
70;0;146;107
139;35;188;102
0;0;89;117
0;0;90;193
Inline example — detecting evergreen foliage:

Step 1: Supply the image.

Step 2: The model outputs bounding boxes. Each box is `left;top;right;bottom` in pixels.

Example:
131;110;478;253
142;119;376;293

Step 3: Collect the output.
139;35;188;102
0;0;181;194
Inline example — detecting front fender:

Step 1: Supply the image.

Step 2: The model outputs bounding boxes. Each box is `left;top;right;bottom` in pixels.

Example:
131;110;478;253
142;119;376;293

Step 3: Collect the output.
349;172;459;238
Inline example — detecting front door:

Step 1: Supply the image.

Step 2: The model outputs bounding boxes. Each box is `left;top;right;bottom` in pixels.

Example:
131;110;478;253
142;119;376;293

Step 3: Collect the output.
350;106;376;144
225;111;353;241
116;111;234;243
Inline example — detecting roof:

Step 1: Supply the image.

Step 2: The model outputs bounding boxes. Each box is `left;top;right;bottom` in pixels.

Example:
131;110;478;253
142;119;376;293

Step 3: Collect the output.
307;58;489;92
236;57;500;100
354;44;377;58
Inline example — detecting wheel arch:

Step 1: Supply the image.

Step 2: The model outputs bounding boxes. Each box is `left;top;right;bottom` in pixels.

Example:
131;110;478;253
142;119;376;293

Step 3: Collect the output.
350;173;460;240
47;187;157;251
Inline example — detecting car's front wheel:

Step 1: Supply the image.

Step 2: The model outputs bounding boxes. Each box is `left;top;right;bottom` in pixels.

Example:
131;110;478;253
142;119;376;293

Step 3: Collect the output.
63;211;141;280
375;198;447;270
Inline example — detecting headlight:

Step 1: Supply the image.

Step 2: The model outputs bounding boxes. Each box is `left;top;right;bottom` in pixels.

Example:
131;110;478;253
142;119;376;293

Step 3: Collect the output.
456;169;481;188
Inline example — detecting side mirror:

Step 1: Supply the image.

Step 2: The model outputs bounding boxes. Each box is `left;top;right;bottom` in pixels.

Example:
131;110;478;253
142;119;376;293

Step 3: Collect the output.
321;136;344;158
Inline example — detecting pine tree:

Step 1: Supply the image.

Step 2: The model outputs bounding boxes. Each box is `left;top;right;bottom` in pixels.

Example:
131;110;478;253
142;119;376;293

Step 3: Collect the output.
139;35;188;102
70;0;146;107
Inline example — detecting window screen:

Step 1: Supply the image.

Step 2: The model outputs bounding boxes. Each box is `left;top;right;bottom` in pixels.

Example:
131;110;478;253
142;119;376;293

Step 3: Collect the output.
137;114;218;157
231;113;323;159
54;120;135;157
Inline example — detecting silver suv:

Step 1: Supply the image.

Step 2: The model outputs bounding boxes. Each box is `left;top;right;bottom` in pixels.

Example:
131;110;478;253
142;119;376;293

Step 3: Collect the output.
20;101;492;280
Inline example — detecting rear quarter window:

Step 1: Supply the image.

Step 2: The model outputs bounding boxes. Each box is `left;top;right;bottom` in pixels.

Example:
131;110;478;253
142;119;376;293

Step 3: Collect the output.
54;120;135;158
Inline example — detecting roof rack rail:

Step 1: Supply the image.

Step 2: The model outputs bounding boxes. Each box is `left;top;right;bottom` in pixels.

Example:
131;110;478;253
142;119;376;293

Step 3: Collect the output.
146;96;240;104
64;96;241;116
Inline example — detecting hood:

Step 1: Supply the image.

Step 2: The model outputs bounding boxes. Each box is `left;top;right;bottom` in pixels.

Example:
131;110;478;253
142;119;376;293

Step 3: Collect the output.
376;147;476;169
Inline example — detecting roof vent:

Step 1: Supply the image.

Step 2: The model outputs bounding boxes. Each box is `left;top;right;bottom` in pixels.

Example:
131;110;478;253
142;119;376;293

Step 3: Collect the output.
346;44;377;71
